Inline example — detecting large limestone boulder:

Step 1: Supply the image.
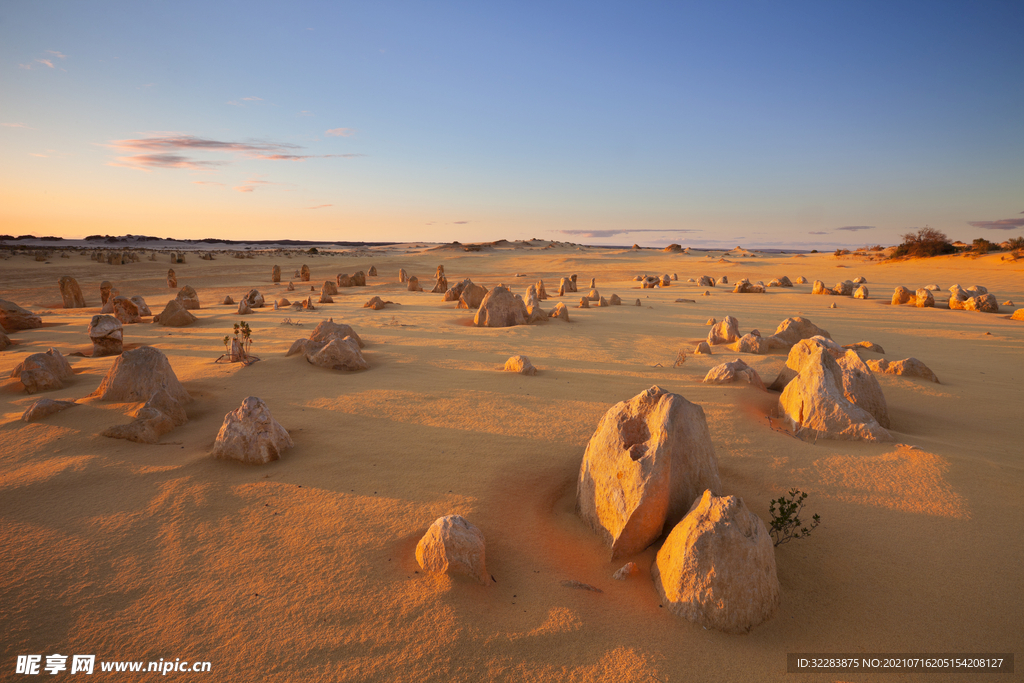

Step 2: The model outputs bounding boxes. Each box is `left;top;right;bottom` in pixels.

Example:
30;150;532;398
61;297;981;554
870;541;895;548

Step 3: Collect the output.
154;299;197;327
58;276;86;308
245;289;265;308
779;346;892;441
431;275;448;294
474;286;527;327
707;316;740;345
837;350;891;429
536;279;549;299
609;293;621;305
0;300;42;330
653;490;779;635
456;282;489;310
866;358;939;383
693;341;712;355
88;314;123;356
702;359;766;390
337;273;353;287
811;280;829;295
794;276;807;284
212;396;293;464
892;286;913;305
853;285;869;299
576;386;721;559
415;515;489;584
175;285;200;310
363;296;391;310
272;265;281;282
300;264;311;281
768;276;793;287
504;355;536;375
734;333;768;355
351;271;366;286
11;348;74;393
407;276;422;292
832;281;854;296
698;275;714;287
238;299;253;315
308;319;364;348
768;335;848;391
1011;308;1024;321
549;302;570;321
768;317;831;347
443;278;472;302
102;388;188;444
965;293;998;312
304;337;369;371
91;346;191;404
915;288;934;308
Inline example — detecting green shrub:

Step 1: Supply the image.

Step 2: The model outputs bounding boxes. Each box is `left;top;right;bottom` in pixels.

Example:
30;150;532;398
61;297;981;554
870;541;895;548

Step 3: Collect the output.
769;489;821;547
890;227;954;259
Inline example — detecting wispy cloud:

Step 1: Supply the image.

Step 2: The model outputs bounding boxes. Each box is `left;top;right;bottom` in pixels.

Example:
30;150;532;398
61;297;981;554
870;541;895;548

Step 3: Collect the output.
2;122;31;129
241;96;263;101
307;204;332;209
20;50;67;70
559;228;702;238
453;220;469;224
808;231;829;235
107;134;362;171
298;110;314;117
967;217;1024;230
234;179;282;193
836;225;875;232
192;180;225;187
325;128;354;137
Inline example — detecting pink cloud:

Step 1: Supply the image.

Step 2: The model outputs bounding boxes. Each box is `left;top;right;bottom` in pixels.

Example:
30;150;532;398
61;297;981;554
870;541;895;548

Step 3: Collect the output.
325;128;354;137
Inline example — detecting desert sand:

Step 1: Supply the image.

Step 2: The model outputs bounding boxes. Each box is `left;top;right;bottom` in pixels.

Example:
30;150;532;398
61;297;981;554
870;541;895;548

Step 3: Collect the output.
1;242;1022;681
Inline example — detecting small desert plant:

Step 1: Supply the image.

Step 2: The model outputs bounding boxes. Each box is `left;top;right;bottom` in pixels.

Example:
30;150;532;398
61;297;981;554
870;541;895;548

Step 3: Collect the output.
972;237;996;254
769;489;820;547
221;321;257;364
834;248;850;256
890;226;954;259
1008;236;1024;250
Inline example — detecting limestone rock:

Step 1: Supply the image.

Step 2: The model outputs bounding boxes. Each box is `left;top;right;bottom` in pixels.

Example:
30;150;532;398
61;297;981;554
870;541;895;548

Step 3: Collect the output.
866;358;939;383
100;281;113;304
1012;309;1024;321
11;348;74;393
92;346;191;405
287;281;295;292
318;292;333;304
363;296;391;310
351;271;367;286
891;286;913;305
22;398;77;422
829;302;838;309
549;302;570;321
853;285;869;299
245;289;266;308
415;515;489;584
702;358;766;390
707;316;740;345
536;280;549;299
130;296;151;316
456;283;489;310
693;341;712;355
0;331;10;351
578;297;590;309
112;296;142;324
504;355;536;375
212;396;293;464
837;350;890;428
154;299;197;327
586;288;601;301
811;280;829;295
853;276;867;284
832;281;854;296
309;318;364;348
102;388;188;444
434;265;445;279
474;286;527;327
407;276;422;292
399;268;409;283
337;273;353;287
300;264;310;281
222;296;235;305
768;276;792;287
609;293;621;305
305;337;369;371
576;386;721;559
912;288;934;308
698;275;715;287
925;284;940;291
965;293;998;313
843;341;884;354
238;299;253;315
794;276;807;284
58;276;86;308
368;265;377;276
769;317;831;348
0;299;42;330
88;314;123;356
431;275;448;293
779;347;892;441
613;562;638;580
167;270;177;288
734;333;768;355
175;285;200;310
272;265;281;282
653;490;779;635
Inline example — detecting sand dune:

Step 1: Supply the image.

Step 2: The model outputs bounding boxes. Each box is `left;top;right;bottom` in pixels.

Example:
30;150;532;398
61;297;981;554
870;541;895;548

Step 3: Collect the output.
1;245;1021;681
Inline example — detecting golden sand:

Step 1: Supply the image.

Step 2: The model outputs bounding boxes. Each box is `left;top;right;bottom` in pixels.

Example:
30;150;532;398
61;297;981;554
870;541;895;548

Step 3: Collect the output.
1;245;1021;681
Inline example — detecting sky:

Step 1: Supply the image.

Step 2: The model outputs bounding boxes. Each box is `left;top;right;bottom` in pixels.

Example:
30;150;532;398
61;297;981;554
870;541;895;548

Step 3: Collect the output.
1;1;1022;248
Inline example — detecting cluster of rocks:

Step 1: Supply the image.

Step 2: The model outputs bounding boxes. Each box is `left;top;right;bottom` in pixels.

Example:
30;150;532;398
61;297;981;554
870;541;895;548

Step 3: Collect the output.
812;279;868;299
575;386;779;633
634;274;676;288
90;249;142;265
946;285;997;312
286;319;368;371
731;278;766;293
704;315;831;357
335;271;367;288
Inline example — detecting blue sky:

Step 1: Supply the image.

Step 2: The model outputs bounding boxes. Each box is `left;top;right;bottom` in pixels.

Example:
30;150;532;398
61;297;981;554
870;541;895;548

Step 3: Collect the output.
2;1;1022;247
